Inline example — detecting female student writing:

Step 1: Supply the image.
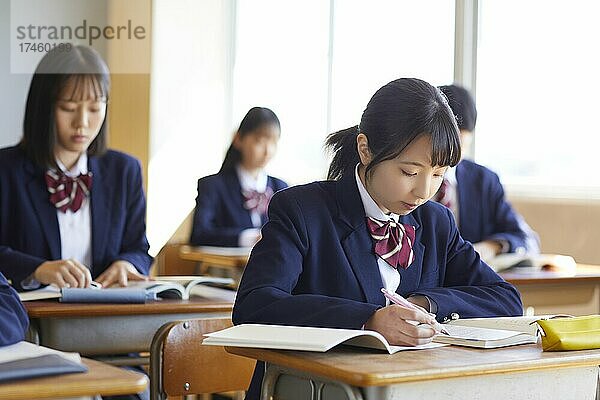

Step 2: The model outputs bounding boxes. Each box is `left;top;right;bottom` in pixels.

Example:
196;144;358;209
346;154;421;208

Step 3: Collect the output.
232;79;522;399
0;272;28;346
190;107;287;247
0;45;152;291
435;84;540;261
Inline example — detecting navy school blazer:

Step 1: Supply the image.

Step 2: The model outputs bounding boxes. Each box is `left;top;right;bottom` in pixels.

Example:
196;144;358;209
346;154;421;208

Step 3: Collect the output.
456;159;538;253
0;146;153;291
0;272;28;346
189;168;287;247
233;171;523;329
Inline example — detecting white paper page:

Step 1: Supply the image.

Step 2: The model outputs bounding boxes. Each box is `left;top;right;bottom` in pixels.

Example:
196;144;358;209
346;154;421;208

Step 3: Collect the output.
443;325;521;341
18;285;61;301
0;341;81;364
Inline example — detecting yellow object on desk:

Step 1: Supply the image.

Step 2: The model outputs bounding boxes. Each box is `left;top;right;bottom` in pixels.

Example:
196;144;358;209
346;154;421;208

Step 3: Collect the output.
537;315;600;351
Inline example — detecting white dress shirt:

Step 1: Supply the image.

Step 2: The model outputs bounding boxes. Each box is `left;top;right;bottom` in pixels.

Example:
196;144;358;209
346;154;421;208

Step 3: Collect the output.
354;165;401;305
236;166;268;247
21;154;92;289
56;154;93;268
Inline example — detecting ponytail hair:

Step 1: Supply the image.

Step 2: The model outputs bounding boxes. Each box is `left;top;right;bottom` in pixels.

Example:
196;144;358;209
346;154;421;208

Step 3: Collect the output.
220;106;281;173
325;78;461;181
325;126;360;181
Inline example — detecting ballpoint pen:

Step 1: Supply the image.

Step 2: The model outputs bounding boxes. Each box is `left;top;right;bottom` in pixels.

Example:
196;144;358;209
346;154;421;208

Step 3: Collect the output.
381;288;449;335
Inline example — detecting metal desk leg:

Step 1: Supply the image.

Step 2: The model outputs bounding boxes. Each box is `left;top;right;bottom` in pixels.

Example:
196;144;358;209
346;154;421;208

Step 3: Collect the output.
261;363;363;400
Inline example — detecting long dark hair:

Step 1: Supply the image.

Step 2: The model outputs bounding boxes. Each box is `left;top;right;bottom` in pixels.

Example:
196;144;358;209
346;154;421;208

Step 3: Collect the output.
325;78;461;181
439;84;477;131
219;107;281;173
20;45;110;169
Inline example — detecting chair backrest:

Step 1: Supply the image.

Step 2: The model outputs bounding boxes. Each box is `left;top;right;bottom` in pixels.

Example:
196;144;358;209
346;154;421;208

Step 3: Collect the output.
150;317;256;400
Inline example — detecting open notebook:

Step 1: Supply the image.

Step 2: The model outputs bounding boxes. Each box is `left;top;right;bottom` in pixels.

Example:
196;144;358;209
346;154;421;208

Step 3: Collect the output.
204;316;552;352
203;324;445;354
487;253;576;273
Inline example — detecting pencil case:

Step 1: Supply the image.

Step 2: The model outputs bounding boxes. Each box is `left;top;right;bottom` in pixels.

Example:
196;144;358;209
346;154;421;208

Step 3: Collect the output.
536;315;600;351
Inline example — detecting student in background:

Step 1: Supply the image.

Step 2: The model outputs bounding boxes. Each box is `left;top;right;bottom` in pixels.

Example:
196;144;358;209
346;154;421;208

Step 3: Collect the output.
190;107;287;247
233;79;522;399
0;45;152;292
436;85;540;262
0;272;28;346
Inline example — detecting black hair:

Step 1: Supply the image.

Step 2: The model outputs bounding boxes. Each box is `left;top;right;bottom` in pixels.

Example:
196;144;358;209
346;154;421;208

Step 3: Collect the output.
19;45;110;169
438;84;477;132
326;78;461;181
219;107;281;172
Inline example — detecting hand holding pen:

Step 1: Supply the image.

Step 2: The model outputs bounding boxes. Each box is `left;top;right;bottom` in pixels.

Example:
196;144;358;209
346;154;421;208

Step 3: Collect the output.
381;288;449;335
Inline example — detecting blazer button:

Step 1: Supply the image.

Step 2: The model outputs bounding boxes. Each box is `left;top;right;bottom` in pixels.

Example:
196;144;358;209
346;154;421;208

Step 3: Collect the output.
450;312;460;320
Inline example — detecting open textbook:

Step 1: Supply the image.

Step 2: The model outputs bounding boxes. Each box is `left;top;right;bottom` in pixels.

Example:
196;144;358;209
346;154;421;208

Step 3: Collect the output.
0;341;86;382
487;253;576;273
204;316;556;353
19;275;235;302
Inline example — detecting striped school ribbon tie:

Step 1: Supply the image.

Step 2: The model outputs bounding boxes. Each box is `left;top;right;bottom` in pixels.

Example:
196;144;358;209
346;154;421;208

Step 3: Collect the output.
366;217;416;269
242;187;274;217
433;178;453;209
45;170;93;213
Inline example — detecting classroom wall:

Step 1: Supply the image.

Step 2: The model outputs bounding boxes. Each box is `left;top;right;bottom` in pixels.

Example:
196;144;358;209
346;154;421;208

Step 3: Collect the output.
511;197;600;265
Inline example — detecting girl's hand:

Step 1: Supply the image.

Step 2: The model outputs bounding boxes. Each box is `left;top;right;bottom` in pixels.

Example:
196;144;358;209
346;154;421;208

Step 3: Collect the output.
364;304;437;346
95;260;148;288
34;259;92;288
473;240;502;262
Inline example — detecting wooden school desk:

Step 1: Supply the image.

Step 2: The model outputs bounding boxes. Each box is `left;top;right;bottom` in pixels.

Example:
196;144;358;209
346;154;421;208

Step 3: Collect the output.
501;264;600;316
0;357;148;400
228;344;600;400
178;245;250;274
25;297;233;364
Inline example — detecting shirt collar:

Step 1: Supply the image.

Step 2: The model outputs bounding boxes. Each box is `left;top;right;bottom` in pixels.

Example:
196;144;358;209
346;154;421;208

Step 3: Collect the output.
445;165;457;185
354;164;399;223
236;165;268;192
55;153;88;177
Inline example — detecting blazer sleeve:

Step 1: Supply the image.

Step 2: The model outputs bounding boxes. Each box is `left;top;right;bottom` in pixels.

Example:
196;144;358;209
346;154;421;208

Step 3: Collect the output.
412;208;523;320
189;178;244;247
109;159;152;274
485;173;539;253
232;190;379;329
0;272;28;346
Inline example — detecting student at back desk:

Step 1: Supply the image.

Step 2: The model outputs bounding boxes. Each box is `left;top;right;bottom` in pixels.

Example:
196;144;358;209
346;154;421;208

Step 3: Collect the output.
435;84;540;262
190;107;287;247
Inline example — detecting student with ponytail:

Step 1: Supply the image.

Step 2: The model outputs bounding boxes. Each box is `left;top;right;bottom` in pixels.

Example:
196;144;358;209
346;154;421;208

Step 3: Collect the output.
190;107;287;247
232;78;523;399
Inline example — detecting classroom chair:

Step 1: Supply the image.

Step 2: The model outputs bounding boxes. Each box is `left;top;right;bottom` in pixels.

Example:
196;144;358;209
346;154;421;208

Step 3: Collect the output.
149;317;255;400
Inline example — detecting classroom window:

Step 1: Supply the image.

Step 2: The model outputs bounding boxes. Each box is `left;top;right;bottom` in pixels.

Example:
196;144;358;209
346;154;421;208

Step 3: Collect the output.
233;0;455;183
330;0;455;133
233;0;330;182
475;0;600;197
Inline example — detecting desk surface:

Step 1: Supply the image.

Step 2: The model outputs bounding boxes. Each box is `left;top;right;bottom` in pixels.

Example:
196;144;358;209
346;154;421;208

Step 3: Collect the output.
501;264;600;285
25;297;233;318
179;245;250;267
228;344;600;387
0;358;148;400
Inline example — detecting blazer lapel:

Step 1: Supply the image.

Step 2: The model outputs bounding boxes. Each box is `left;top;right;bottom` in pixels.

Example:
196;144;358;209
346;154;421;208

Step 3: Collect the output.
336;173;385;306
25;162;61;260
89;156;110;273
224;170;253;227
397;213;425;294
